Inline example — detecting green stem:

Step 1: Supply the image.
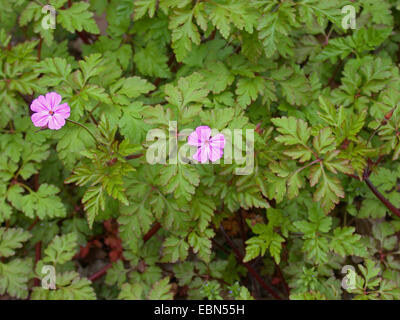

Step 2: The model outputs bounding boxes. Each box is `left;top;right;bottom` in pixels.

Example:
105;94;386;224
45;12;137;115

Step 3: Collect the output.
66;119;99;145
16;182;34;193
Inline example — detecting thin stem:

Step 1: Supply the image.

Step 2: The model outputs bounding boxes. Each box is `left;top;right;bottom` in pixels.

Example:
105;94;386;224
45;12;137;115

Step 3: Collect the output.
348;156;400;218
15;182;34;193
142;222;161;242
66;119;98;145
364;178;400;218
33;242;42;287
124;153;144;161
293;158;322;176
88;263;112;282
275;262;290;297
367;124;383;146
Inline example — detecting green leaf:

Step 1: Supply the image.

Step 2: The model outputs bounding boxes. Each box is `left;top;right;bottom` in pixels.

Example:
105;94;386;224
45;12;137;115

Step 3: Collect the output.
32;271;96;300
272;116;312;162
161;236;189;263
257;2;298;58
81;185;106;229
148;277;174;300
169;9;201;61
58;2;100;34
244;209;285;264
134;43;171;78
188;229;214;263
0;258;33;299
236;76;275;108
330;227;367;257
114;76;155;99
165;72;209;111
159;164;200;201
0;228;31;258
313;172;344;213
118;283;144;300
7;184;67;220
43;233;78;265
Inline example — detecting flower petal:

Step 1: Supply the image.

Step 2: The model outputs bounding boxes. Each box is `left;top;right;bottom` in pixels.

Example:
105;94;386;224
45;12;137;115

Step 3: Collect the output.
195;126;211;143
209;133;225;150
188;131;202;147
53;103;70;119
45;92;62;109
209;145;224;162
31;112;50;127
193;145;210;163
30;95;50;112
47;114;66;130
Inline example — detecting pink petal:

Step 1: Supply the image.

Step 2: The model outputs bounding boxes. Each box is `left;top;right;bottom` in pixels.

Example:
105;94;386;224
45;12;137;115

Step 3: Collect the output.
209;133;225;150
47;114;66;130
209;145;224;162
196;126;211;143
188;126;212;146
188;131;202;147
31;112;50;127
46;92;62;109
193;145;210;163
30;96;50;112
53;103;70;119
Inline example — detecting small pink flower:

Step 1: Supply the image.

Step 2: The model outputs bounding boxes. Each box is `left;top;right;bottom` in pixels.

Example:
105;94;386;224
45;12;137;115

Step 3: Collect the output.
188;126;225;163
30;92;70;130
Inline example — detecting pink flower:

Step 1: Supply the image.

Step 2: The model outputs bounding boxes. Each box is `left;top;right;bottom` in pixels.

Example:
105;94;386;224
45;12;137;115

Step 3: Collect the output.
188;126;225;163
30;92;70;130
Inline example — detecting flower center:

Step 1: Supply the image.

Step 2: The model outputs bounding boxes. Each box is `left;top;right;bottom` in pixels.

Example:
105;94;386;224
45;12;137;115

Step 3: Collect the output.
204;139;210;145
49;110;54;116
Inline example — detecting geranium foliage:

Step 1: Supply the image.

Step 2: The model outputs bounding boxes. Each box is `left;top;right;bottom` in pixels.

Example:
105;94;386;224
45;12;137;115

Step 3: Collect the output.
1;0;400;300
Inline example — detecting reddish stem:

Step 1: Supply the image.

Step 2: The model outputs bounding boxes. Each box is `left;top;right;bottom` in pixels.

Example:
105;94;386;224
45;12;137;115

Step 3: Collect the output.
364;178;400;218
275;262;290;297
143;222;161;243
76;31;91;44
124;153;144;161
33;241;42;287
350;160;400;218
88;263;112;282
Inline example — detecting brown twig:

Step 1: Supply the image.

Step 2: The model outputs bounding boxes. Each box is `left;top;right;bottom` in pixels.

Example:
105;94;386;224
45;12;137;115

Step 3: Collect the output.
88;263;112;282
275;262;290;297
76;31;91;44
348;156;400;218
124;153;144;161
142;222;161;243
364;178;400;218
33;242;42;287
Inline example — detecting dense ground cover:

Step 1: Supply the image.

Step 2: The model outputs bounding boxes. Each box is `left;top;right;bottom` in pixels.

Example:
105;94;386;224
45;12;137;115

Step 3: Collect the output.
0;0;400;300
